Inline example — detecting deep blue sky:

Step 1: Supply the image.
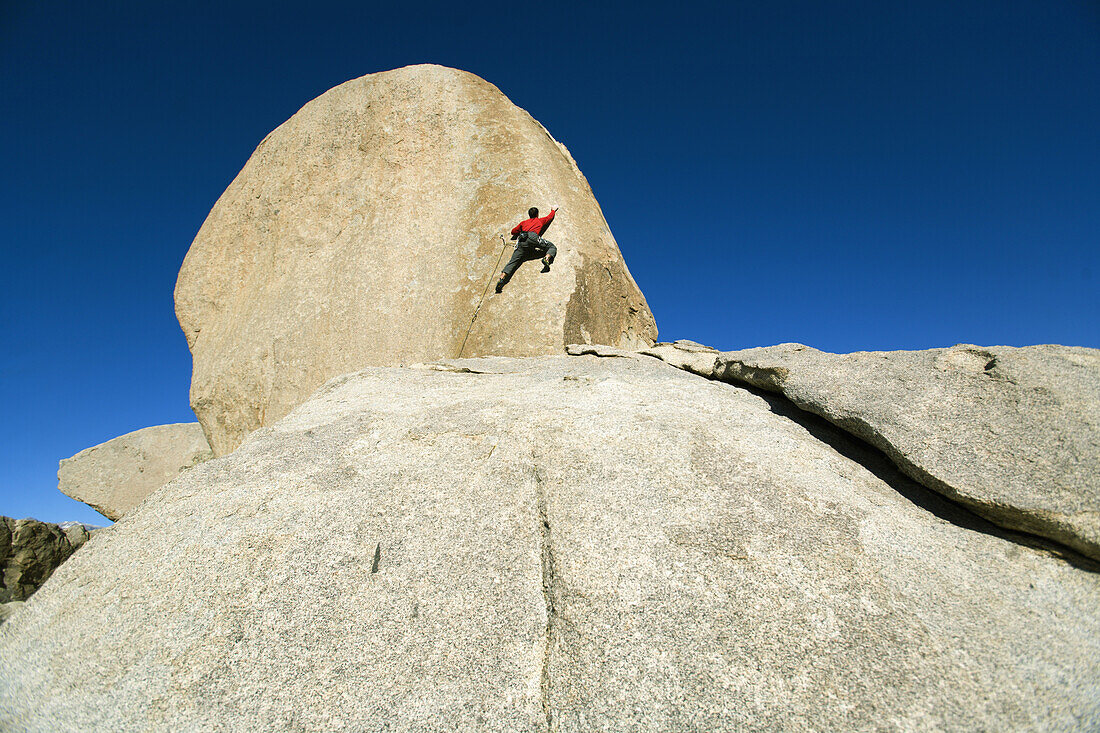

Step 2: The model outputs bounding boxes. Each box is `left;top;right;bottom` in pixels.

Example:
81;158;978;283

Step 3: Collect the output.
2;1;1098;524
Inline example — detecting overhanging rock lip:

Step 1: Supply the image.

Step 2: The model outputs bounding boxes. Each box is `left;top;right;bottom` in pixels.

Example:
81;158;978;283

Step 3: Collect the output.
640;339;1100;565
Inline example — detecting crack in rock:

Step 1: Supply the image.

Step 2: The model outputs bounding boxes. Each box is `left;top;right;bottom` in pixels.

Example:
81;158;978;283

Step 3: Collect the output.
534;466;557;732
564;344;636;359
408;362;501;374
370;542;381;574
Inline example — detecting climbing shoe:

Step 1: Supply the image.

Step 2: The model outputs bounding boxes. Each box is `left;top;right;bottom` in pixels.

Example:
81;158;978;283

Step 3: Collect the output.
540;257;551;273
495;280;505;293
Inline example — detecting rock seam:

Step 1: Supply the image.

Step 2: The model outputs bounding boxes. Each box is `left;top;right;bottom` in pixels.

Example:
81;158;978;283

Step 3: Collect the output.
535;465;557;732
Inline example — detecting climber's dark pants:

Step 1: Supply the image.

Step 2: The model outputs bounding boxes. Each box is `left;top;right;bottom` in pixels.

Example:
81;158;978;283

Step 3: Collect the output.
499;239;556;284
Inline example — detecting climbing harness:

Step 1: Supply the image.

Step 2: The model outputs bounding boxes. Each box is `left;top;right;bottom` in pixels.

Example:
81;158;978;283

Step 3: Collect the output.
456;234;511;359
517;230;545;247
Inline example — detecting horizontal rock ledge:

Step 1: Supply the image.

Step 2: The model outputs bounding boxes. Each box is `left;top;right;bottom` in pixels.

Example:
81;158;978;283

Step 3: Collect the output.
641;340;1100;561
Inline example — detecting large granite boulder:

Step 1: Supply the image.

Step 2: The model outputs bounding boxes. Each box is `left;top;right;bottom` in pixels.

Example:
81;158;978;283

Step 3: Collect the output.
0;516;91;606
2;352;1097;730
175;64;658;456
643;341;1100;561
58;423;213;520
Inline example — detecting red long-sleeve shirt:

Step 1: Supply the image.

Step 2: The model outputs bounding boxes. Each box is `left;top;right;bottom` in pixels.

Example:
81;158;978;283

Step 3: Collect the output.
511;208;556;237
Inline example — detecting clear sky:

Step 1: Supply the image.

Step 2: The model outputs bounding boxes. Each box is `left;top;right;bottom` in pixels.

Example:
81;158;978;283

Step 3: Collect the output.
2;1;1097;525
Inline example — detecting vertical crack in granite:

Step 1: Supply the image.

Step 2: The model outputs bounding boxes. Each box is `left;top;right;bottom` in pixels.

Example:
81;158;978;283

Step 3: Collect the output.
534;466;557;732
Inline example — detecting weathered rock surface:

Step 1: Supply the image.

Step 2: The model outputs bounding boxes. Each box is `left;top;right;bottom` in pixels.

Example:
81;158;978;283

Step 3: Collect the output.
3;353;1098;731
643;341;1100;561
0;602;25;624
175;64;657;456
0;516;91;606
58;423;214;520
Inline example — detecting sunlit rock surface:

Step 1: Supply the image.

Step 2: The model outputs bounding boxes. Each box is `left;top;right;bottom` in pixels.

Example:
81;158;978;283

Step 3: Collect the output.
3;352;1097;731
175;64;657;456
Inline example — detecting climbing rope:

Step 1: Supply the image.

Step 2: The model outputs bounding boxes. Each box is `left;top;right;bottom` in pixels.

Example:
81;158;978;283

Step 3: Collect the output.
456;234;511;358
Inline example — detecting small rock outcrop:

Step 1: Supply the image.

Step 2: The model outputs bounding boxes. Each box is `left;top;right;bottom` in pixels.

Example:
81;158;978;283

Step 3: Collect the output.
175;64;657;456
2;353;1097;730
58;423;213;520
643;341;1100;560
0;517;91;612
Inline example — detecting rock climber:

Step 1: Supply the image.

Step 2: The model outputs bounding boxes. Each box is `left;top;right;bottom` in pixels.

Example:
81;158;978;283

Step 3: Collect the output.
495;205;560;293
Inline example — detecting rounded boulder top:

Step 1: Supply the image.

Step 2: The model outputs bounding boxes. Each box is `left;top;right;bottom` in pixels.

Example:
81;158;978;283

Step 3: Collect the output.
174;64;657;456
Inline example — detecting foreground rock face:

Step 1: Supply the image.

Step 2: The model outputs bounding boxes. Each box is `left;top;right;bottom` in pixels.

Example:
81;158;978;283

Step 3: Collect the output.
58;423;213;520
175;64;657;456
3;353;1097;730
643;341;1100;561
0;517;91;607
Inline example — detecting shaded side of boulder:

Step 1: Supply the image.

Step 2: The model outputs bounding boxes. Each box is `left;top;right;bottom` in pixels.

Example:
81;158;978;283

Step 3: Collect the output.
642;340;1100;560
175;64;658;456
0;516;91;606
2;354;1097;731
58;422;213;520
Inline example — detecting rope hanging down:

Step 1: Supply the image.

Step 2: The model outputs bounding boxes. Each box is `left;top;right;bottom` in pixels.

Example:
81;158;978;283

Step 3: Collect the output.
456;234;510;359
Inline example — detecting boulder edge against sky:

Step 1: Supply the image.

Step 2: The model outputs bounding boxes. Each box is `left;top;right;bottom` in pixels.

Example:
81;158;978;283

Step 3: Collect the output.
175;64;657;456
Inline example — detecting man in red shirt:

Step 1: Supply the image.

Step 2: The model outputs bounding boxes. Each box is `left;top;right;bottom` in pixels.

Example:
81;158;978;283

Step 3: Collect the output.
495;205;559;293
